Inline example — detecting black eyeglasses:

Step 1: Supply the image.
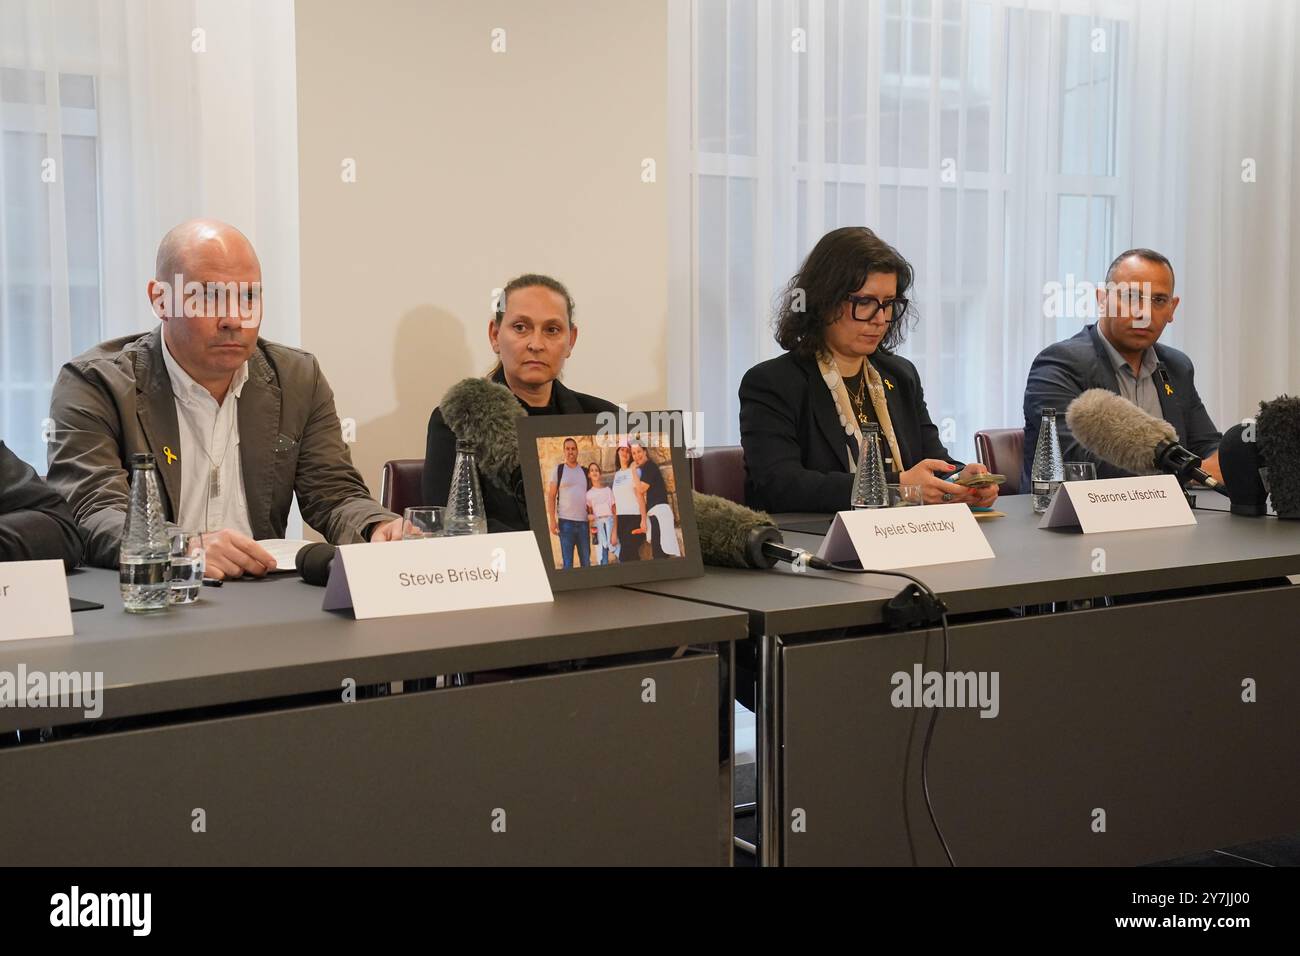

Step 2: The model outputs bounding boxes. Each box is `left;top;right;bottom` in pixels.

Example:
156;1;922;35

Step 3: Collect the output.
846;294;907;323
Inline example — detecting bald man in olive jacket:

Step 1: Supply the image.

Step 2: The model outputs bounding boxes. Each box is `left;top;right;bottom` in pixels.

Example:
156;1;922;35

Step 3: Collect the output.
46;219;399;574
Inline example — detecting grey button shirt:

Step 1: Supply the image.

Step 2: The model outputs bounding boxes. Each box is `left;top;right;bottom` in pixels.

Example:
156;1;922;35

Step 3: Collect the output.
1097;330;1162;419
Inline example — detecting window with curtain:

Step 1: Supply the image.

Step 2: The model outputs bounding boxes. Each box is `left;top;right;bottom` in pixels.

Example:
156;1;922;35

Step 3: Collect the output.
678;0;1141;460
0;62;103;471
0;0;301;476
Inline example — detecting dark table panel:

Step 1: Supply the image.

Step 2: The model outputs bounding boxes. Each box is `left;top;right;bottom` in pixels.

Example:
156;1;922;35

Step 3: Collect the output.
0;569;746;732
1;654;726;865
780;584;1300;865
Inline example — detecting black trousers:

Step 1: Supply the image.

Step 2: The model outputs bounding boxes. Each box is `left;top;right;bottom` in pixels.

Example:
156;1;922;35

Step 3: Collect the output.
616;514;642;561
648;513;670;560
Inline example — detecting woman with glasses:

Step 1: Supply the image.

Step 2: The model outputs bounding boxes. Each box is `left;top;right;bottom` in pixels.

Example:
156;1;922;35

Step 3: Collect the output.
739;226;999;513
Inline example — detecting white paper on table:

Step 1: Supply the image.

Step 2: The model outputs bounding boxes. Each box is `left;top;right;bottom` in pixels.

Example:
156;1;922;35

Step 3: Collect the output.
256;538;314;573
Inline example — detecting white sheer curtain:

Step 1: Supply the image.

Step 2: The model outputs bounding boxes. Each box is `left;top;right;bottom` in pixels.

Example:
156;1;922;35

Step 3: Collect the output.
0;0;300;472
670;0;1300;460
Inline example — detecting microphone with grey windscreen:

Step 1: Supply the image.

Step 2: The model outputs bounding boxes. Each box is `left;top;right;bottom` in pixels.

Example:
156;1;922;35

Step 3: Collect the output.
1065;388;1222;489
693;491;833;571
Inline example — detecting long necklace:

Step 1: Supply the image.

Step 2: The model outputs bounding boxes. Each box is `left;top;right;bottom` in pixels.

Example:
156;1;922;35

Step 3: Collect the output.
198;405;239;532
847;368;871;426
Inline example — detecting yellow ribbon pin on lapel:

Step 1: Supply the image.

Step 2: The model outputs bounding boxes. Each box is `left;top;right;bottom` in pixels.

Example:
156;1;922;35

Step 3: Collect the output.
163;446;178;465
1164;383;1174;396
884;378;895;390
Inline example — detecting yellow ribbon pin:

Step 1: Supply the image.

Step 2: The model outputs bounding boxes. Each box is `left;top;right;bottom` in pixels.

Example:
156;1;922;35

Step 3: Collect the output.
163;446;178;465
884;378;895;390
1164;383;1174;396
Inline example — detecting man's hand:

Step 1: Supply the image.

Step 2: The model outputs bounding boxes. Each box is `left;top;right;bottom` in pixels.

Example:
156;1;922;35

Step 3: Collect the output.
1199;451;1223;486
369;517;404;542
198;529;277;580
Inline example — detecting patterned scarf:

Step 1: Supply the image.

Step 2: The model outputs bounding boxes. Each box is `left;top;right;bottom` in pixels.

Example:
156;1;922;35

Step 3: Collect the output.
815;351;904;473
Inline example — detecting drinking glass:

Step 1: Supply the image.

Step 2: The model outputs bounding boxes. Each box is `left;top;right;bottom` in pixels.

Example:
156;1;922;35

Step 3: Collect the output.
169;531;204;605
403;507;447;540
888;484;924;507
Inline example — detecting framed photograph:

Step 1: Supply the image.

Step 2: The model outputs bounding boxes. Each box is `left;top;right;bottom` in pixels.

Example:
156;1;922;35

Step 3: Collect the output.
517;412;704;591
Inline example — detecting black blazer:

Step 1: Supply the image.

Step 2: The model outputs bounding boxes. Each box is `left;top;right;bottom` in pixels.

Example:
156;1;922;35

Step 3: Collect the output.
739;350;960;514
1021;324;1221;487
422;373;620;533
0;441;83;570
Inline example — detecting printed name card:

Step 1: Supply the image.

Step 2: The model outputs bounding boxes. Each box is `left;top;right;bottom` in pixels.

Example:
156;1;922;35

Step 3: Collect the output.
322;532;553;619
0;560;74;642
1039;474;1195;533
816;503;994;570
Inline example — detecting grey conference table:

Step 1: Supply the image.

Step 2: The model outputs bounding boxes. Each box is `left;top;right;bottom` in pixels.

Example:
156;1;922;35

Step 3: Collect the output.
627;494;1300;866
0;569;745;865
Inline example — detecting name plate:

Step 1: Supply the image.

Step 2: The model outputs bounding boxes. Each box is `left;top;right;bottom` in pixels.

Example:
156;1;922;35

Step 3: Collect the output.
322;532;553;620
0;560;74;642
1039;474;1195;533
816;503;994;570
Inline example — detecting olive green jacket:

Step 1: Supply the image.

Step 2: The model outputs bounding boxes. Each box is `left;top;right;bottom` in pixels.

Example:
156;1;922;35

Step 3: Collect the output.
47;326;394;568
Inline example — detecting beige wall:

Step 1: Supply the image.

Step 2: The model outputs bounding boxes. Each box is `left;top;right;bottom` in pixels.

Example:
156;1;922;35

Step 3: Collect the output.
295;0;668;501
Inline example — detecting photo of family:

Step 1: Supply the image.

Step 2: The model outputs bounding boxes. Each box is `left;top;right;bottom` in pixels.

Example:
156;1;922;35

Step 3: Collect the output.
536;433;687;570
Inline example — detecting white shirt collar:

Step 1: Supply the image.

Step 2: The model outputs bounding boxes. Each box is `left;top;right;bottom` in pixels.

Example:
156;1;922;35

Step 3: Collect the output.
161;326;249;405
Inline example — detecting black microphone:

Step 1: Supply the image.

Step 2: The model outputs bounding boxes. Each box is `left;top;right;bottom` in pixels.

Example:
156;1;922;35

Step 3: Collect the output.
297;542;337;587
1219;421;1267;515
693;491;833;571
1257;394;1300;518
1065;389;1222;489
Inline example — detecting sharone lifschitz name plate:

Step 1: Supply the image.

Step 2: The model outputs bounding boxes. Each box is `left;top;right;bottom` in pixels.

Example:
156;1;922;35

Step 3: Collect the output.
1039;474;1194;533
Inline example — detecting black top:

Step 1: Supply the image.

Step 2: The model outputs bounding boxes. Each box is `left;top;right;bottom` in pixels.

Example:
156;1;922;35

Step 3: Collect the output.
0;441;83;570
1021;324;1222;488
738;350;961;514
639;457;669;509
422;369;620;532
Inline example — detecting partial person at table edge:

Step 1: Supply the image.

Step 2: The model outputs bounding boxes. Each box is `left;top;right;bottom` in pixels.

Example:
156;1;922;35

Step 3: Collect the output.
0;441;83;571
738;226;998;514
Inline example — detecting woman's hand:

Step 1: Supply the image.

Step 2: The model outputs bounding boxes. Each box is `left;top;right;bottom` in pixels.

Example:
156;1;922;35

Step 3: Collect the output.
957;462;1000;509
897;459;975;504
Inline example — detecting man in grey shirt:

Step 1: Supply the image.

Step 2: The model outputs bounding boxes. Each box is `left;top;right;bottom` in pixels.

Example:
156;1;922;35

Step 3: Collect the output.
1022;248;1222;486
546;438;592;568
